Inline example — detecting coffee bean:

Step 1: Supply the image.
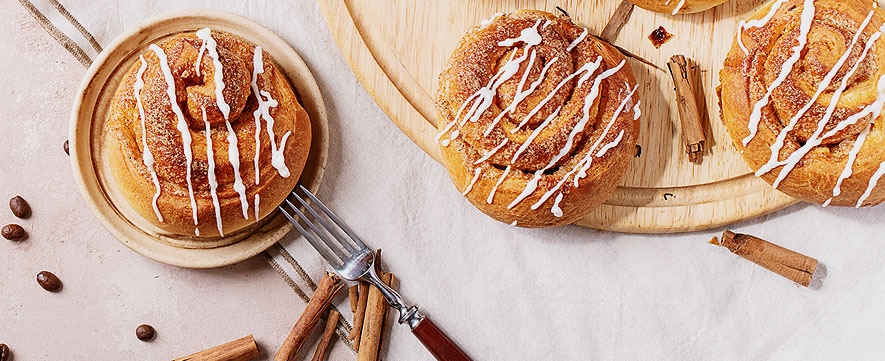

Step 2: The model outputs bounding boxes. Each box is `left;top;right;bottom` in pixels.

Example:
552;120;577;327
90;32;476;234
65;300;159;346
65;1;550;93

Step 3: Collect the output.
64;140;69;155
136;324;156;341
1;224;25;241
36;271;62;292
0;343;9;361
9;196;30;219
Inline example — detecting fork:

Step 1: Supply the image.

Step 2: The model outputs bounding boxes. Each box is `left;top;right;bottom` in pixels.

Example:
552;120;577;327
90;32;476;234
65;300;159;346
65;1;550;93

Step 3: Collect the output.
278;185;473;361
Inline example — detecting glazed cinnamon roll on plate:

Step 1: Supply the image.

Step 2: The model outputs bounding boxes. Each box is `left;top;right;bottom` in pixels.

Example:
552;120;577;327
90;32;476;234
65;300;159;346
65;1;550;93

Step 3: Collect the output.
720;0;885;207
70;10;328;268
436;10;640;227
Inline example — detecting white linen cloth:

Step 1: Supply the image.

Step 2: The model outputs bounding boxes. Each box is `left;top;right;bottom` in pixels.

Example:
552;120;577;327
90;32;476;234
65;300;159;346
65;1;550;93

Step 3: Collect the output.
2;0;885;359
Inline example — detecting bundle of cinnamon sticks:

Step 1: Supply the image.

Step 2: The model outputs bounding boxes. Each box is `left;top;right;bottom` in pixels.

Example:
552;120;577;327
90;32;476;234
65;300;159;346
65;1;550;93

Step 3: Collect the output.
275;250;395;361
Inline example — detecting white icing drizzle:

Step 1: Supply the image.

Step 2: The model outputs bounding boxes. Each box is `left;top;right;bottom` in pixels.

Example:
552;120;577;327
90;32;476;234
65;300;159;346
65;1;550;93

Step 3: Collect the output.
857;162;885;207
507;58;632;210
512;106;562;163
738;0;790;54
483;54;558;136
671;0;687;15
574;85;638;186
567;29;588;51
195;227;200;237
512;57;604;132
253;49;263;184
633;101;642;121
509;62;629;211
462;168;483;196
251;46;293;178
499;20;543;47
595;129;626;157
150;44;199;229
507;170;541;209
551;193;564;217
487;165;511;204
203;107;224;237
480;12;504;27
133;55;164;223
742;0;816;147
755;10;875;185
196;28;231;119
531;84;638;212
474;139;510;165
510;220;518;226
196;27;249;219
225;120;248;219
542;20;552;29
546;60;627;170
254;194;260;221
827;122;873;206
195;39;206;77
437;21;544;146
827;71;885;203
504;60;619;210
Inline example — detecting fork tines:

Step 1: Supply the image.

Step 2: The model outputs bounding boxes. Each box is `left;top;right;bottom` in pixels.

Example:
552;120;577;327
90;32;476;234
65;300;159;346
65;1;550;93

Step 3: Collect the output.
278;186;369;269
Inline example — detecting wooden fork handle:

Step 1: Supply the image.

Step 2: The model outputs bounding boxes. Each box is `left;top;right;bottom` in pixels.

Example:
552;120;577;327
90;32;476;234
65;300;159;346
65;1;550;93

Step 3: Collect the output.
411;316;473;361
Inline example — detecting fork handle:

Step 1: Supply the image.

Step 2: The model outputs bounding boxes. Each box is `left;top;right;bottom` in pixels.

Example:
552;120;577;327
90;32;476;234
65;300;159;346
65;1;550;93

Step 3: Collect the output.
411;316;473;361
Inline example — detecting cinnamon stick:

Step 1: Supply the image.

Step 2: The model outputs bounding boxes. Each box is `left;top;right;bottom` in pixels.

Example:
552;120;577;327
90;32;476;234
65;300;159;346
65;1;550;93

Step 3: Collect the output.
349;281;370;350
712;230;819;287
357;271;395;361
172;334;260;361
275;272;344;361
310;309;340;361
667;54;707;163
601;0;635;42
348;285;360;314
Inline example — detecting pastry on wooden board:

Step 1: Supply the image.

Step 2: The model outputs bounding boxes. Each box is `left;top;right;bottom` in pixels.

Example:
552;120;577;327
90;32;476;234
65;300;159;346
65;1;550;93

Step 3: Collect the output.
436;10;641;227
720;0;885;207
105;28;311;239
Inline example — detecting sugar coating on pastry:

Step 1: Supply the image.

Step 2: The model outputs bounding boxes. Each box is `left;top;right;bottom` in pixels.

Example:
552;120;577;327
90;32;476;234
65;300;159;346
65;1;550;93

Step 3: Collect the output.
106;28;311;239
629;0;729;14
435;10;641;227
719;0;885;207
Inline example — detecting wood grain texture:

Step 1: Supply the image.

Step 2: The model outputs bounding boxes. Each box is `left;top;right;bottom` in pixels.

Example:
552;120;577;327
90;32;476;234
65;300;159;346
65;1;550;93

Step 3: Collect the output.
318;0;798;233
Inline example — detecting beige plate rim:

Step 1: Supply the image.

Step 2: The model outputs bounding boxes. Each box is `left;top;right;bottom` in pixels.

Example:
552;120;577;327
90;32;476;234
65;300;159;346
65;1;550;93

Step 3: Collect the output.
69;9;329;268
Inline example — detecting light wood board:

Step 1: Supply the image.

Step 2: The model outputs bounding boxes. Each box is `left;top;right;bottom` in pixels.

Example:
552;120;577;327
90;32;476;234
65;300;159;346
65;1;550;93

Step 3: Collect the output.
318;0;798;233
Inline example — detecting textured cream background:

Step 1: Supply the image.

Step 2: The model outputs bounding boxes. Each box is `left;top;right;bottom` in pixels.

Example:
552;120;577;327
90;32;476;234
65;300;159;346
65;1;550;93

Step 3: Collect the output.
2;0;885;360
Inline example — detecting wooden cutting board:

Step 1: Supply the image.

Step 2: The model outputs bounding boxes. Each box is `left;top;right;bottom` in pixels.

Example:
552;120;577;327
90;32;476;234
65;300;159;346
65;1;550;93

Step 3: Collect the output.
318;0;798;233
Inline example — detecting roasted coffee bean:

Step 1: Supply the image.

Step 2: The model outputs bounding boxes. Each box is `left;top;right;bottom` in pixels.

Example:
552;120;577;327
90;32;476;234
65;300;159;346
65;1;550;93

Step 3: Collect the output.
136;324;156;341
63;140;69;155
1;224;25;241
9;196;30;219
36;271;62;292
0;343;9;361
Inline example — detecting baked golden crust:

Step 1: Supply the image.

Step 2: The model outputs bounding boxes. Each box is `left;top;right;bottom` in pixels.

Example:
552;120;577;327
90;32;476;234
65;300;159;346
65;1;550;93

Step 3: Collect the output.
106;29;311;239
436;11;640;227
629;0;729;14
720;0;885;207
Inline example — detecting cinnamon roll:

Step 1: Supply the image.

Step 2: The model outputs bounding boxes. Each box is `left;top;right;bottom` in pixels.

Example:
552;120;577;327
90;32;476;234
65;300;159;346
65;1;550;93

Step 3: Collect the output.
106;28;311;239
436;10;641;227
629;0;729;15
720;0;885;207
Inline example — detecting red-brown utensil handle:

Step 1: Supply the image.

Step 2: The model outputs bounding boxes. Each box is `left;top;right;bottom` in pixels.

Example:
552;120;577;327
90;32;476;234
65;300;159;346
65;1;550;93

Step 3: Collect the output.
411;316;473;361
